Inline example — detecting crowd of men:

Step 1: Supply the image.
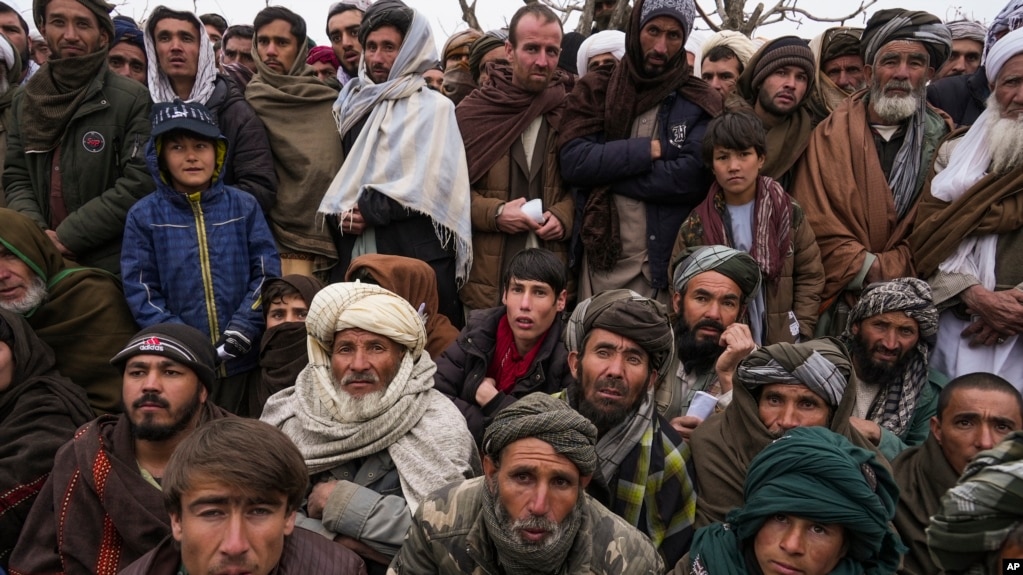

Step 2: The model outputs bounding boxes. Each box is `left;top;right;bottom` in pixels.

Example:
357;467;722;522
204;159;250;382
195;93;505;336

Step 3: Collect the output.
0;0;1023;573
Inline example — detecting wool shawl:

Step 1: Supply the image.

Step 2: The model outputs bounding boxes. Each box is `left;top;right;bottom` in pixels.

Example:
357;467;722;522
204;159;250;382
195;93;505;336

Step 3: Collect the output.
893;434;959;575
456;63;571;184
143;12;217;104
245;40;342;269
790;93;950;305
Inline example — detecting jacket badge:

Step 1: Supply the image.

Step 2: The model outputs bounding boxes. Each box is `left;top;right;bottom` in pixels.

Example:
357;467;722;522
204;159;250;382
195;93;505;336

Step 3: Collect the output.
669;122;688;149
82;131;105;153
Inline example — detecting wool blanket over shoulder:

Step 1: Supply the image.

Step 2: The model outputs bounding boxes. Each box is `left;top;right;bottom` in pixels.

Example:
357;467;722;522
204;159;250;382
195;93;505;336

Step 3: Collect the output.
892;434;959;575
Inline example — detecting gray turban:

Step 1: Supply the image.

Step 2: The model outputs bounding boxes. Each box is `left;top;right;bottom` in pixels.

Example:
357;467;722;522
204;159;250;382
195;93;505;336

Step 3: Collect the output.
483;392;598;476
737;339;851;408
672;245;762;304
861;9;952;69
946;20;987;44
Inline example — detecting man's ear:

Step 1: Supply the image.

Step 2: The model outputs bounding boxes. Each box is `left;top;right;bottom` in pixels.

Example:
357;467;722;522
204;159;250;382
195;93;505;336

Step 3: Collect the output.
646;369;658;390
170;511;184;542
283;509;297;536
863;64;873;85
930;415;941;443
556;289;567;312
580;474;592;490
567;350;579;379
672;290;682;314
483;454;497;482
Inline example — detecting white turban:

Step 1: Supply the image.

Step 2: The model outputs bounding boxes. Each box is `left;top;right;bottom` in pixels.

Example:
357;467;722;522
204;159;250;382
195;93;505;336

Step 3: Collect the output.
686;29;712;75
986;26;1023;84
700;30;757;69
305;282;427;361
575;30;626;78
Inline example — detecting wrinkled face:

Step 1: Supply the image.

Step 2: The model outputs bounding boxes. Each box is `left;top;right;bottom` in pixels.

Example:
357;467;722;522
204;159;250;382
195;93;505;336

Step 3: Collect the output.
483;437;588;546
501;277;567;355
478;46;509;85
108;41;147;85
865;40;932;119
994;53;1023;120
702;55;741;97
265;293;309;329
674;270;743;345
172;479;295;575
506;13;562;93
754;514;847;575
638;15;684;77
255;19;299;74
756;65;809;117
330;328;404;398
221;36;255;72
153;17;201;87
849;311;919;383
0;246;45;314
423;67;443;91
0;341;12;392
712;146;765;202
123;354;207;442
932;387;1023;474
310;59;337;82
585;51;618;75
364;24;402;84
327;9;362;76
937;38;983;79
40;0;109;59
823;54;866;93
568;328;655;434
204;24;222;46
162;133;217;195
758;383;831;437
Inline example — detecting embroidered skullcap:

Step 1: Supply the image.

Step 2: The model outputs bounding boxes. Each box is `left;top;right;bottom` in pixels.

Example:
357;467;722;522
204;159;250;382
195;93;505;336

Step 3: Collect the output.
985;27;1023;83
861;9;951;69
737;338;851;408
750;36;815;92
672;245;761;304
576;30;625;78
639;0;695;42
484;392;598;476
305;282;427;359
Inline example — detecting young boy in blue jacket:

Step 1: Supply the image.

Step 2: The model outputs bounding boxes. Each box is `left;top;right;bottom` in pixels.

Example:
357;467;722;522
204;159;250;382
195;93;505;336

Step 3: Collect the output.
121;100;281;416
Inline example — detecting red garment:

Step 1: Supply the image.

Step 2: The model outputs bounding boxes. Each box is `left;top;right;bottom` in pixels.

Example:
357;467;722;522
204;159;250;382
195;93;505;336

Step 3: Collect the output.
486;316;548;393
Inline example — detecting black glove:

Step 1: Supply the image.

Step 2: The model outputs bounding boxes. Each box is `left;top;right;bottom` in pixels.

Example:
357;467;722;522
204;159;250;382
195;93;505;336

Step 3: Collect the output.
215;330;251;362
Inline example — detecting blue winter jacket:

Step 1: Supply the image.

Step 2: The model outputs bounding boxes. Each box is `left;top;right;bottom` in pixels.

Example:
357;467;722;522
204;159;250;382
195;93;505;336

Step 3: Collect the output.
120;135;281;376
560;92;713;290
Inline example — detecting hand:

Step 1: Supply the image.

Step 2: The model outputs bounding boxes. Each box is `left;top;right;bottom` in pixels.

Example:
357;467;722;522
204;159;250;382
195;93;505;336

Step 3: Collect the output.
45;229;75;258
340;207;366;235
650;138;662;160
215;330;252;361
669;415;703;441
962;285;1023;336
961;317;1010;347
496;197;541;234
307;479;339;519
714;323;756;393
476;377;499;408
849;417;882;445
534;212;565;241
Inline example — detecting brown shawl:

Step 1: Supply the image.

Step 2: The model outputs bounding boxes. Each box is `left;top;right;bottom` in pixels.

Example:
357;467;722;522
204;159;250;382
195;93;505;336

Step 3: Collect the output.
345;254;459;359
456;63;572;185
0;208;138;415
892;434;959;575
557;0;722;272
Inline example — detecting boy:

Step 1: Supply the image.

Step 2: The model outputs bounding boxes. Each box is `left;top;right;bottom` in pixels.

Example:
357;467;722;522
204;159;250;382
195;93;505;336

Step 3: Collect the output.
256;275;324;414
121;100;281;416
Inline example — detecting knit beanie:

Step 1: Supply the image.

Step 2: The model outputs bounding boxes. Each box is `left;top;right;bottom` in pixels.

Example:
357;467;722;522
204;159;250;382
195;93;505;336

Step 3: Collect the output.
639;0;695;42
34;0;114;44
751;35;815;91
111;323;218;391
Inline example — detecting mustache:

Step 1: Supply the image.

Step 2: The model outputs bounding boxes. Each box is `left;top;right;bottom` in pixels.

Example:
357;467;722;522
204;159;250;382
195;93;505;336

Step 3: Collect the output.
595;376;627;395
131;393;170;410
341;371;379;385
692;318;726;334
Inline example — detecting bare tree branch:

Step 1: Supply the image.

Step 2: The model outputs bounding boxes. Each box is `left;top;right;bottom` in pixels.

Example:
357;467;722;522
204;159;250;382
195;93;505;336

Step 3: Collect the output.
458;0;481;31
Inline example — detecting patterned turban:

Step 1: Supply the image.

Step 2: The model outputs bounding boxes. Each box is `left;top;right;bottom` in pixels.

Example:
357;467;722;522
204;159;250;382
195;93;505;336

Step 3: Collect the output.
861;9;952;69
468;28;508;83
672;245;762;305
305;282;427;360
737;338;851;409
821;28;863;64
844;277;938;342
947;20;987;44
985;0;1023;63
484;392;598;476
442;28;481;69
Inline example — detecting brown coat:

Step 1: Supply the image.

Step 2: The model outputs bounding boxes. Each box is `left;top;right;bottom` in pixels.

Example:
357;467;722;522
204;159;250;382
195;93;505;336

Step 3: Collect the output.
460;117;574;309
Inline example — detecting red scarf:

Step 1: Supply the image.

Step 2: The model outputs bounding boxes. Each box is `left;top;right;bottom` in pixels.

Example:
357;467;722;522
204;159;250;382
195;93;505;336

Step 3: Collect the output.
486;316;549;393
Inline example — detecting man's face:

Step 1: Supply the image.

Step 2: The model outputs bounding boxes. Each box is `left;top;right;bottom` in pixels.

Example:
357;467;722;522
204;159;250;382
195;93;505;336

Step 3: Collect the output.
865;40;932;123
638;15;684;77
310;59;337;82
501;277;567;355
478;46;509;85
153;17;201;88
330;328;404;398
931;387;1023;474
255;19;299;74
40;0;109;59
221;36;255;72
203;23;222;46
32;37;52;64
506;13;562;93
123;354;207;442
483;437;589;547
172;479;296;575
0;245;47;314
327;9;362;76
754;514;847;575
849;311;919;383
702;55;741;97
758;383;831;437
568;327;655;434
423;67;443;91
936;38;983;79
822;54;866;93
108;41;147;85
756;65;809;118
673;270;742;350
585;51;618;75
994;53;1023;120
364;24;402;84
266;293;309;329
0;12;27;61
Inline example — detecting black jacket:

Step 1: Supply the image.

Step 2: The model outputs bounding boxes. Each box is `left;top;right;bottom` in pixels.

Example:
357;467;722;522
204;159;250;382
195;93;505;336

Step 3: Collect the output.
927;66;988;128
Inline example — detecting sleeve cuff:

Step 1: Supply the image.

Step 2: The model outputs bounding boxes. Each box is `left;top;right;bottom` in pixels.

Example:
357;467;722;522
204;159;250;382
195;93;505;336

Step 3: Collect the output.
321;480;380;538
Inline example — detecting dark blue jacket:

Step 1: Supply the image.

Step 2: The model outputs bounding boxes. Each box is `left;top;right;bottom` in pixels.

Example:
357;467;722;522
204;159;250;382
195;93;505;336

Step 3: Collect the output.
559;92;713;289
927;66;988;128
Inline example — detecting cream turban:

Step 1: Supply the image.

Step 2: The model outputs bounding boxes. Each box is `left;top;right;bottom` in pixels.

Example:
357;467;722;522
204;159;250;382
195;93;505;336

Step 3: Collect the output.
576;30;626;78
701;30;757;69
305;282;427;361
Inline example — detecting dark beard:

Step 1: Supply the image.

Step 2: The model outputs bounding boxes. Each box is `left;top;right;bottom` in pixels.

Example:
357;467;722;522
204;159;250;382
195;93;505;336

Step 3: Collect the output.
567;377;645;437
128;389;203;442
848;335;910;384
674;314;726;371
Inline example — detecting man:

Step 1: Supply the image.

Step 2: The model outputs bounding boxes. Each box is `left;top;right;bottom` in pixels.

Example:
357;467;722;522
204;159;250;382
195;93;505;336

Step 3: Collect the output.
841;278;943;460
261;283;479;572
0;2;32;83
690;338;879;526
199;12;225;46
247;6;343;278
256;274;324;413
894;373;1023;575
561;289;696;565
4;0;153;275
456;5;574;311
807;27;865;124
320;0;471;326
9;324;230;574
434;248;572;446
220;24;254;72
108;17;146;85
435;28;479;104
326;1;368;85
660;246;760;436
467;28;509;87
307;44;339;82
120;418;367;575
792;9;952;336
0;33;20;208
734;36;816;185
559;0;721;305
936;20;986;80
0;208;137;414
911;27;1023;384
144;6;277;214
699;30;755;98
575;29;625;78
30;29;49;65
389;392;665;574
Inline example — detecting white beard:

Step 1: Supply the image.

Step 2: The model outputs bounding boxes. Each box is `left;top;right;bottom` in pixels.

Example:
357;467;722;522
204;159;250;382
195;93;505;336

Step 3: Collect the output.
985;92;1023;175
0;275;46;314
870;79;923;124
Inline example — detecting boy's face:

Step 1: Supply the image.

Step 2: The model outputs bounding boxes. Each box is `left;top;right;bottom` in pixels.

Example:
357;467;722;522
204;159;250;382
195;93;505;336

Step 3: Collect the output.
266;293;309;329
163;133;217;194
711;145;763;203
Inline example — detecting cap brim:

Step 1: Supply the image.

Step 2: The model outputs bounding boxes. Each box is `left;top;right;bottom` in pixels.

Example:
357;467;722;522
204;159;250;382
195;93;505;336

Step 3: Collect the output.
152;117;221;140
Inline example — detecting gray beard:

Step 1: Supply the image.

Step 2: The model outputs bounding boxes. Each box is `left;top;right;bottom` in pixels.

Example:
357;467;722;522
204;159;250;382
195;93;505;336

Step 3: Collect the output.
0;275;47;314
870;80;922;124
330;386;388;422
985;92;1023;175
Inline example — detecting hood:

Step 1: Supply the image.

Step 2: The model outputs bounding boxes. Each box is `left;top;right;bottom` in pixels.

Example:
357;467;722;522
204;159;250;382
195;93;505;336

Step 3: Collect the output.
145;132;228;199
